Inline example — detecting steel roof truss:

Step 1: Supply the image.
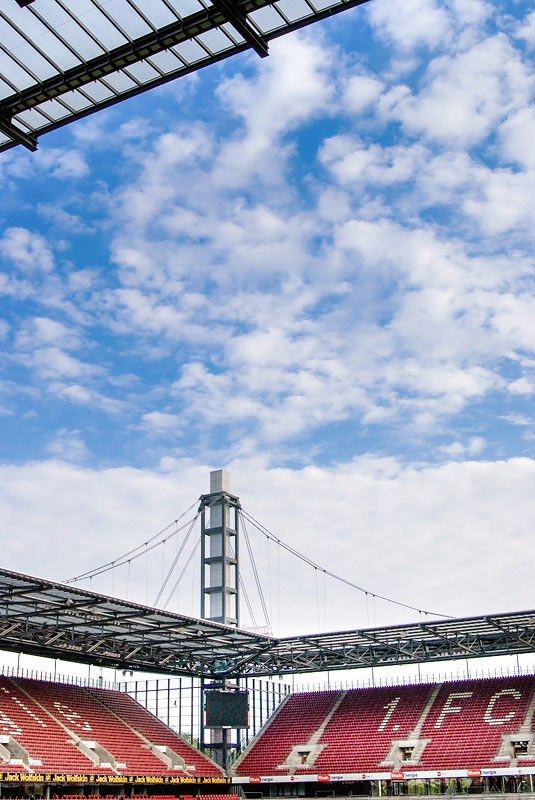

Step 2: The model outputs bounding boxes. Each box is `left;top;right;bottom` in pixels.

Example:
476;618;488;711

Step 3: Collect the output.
210;0;268;56
423;625;485;657
0;0;372;152
486;618;535;649
1;6;230;119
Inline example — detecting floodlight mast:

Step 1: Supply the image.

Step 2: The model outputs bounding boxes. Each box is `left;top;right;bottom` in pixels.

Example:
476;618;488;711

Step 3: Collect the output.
199;470;241;768
199;469;241;627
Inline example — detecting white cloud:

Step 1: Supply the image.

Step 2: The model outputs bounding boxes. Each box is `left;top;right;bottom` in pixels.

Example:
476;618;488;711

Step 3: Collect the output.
343;75;385;114
462;167;534;235
368;0;452;51
46;429;89;462
0;227;54;272
497;106;535;170
141;411;182;432
508;378;533;396
53;383;124;415
37;203;94;234
35;149;90;179
213;35;335;189
320;136;427;186
1;8;529;469
382;35;532;146
439;436;486;457
26;347;99;381
119;118;155;141
513;11;535;48
501;413;532;427
15;317;81;351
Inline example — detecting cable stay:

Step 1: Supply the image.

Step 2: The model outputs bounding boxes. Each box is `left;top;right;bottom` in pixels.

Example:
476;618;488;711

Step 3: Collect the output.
63;482;452;625
239;574;258;630
162;537;201;610
64;516;197;585
240;507;454;620
154;512;199;607
240;513;271;629
229;537;260;631
64;497;200;584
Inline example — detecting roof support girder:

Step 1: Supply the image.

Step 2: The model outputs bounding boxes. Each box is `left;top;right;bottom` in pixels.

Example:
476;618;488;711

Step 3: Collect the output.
0;114;38;151
0;568;534;679
211;0;268;56
1;3;250;119
0;0;372;153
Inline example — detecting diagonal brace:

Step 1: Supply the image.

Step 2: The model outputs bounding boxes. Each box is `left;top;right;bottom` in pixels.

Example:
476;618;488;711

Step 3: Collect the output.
0;114;38;151
212;0;269;57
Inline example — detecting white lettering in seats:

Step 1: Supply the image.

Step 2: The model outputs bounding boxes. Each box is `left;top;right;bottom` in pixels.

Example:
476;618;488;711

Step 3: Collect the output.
53;702;92;731
0;708;22;736
378;697;401;731
0;686;47;730
12;697;47;727
484;689;521;726
434;692;473;728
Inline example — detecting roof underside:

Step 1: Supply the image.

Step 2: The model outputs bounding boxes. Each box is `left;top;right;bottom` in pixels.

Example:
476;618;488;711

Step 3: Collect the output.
0;567;534;678
0;0;371;152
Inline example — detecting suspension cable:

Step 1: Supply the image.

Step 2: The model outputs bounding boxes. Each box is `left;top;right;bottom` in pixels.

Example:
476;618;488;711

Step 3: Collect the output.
154;512;199;606
239;573;258;629
64;515;197;584
240;512;271;628
229;538;258;629
64;498;200;584
240;508;454;620
163;537;201;610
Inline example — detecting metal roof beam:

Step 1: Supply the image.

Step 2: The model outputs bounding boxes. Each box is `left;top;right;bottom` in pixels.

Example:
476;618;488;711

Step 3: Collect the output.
359;631;420;661
1;5;232;118
423;625;485;656
486;617;535;649
0;0;373;154
0;598;105;622
0;581;49;599
0;115;38;151
211;0;268;57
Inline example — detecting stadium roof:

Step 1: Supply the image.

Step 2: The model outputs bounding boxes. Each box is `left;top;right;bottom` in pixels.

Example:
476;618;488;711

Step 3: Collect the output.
0;0;370;153
1;566;535;678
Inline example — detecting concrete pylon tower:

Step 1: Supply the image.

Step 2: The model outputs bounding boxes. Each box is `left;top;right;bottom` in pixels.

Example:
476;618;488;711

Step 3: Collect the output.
199;469;240;627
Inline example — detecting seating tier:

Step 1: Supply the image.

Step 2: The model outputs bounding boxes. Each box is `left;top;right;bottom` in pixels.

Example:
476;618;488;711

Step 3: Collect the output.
0;676;221;777
234;676;535;775
12;678;173;775
91;688;221;776
0;675;106;773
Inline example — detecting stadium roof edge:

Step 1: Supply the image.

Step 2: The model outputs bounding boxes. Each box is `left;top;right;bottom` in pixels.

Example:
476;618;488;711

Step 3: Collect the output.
0;566;535;679
0;0;372;153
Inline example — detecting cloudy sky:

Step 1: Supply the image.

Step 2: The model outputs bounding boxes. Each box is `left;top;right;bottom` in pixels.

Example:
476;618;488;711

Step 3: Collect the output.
0;0;533;645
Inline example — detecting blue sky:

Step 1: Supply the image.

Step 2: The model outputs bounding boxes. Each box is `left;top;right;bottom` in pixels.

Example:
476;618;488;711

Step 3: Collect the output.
0;0;533;638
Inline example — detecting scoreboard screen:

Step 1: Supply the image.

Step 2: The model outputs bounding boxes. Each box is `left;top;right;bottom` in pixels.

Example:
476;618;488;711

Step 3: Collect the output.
204;691;249;729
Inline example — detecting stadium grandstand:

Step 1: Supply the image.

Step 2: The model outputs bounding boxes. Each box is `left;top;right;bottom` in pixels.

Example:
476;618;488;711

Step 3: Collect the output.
0;471;534;799
233;676;535;786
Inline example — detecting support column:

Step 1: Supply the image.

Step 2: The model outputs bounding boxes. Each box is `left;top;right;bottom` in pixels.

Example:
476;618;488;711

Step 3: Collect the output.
200;469;240;627
199;470;241;768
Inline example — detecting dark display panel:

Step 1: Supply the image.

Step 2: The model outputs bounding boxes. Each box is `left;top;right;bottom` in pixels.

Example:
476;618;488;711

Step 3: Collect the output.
204;691;249;728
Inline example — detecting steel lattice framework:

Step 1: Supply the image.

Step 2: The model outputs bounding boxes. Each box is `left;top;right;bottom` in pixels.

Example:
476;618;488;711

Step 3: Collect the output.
0;566;534;678
0;0;371;152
